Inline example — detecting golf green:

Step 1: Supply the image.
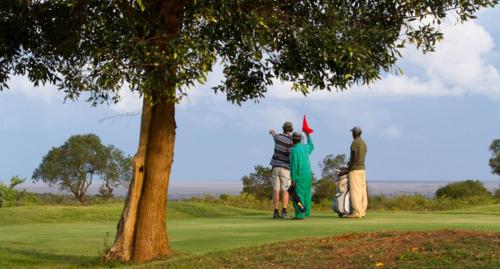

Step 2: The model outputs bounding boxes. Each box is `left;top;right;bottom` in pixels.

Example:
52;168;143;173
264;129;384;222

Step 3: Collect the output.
1;202;499;268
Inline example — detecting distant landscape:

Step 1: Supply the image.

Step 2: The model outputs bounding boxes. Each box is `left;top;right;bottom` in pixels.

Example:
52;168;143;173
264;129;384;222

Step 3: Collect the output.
17;180;500;199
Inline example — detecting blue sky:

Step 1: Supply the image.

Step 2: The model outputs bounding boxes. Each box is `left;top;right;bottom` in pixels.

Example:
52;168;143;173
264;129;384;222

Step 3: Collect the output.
1;8;500;186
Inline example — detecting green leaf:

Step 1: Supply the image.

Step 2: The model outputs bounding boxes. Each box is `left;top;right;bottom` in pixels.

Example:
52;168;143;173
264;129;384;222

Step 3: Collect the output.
136;0;145;11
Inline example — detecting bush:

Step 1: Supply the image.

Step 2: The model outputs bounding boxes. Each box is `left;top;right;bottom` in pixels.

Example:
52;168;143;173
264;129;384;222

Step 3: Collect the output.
241;166;273;200
34;193;124;206
494;189;500;202
186;193;271;210
367;194;496;211
0;177;38;207
312;178;336;203
435;180;492;199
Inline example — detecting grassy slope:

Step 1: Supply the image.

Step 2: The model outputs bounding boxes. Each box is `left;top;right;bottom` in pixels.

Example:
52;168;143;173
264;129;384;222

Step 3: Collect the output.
0;202;500;268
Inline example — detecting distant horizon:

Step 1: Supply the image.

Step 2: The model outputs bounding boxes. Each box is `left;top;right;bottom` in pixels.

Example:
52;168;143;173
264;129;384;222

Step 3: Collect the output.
15;179;499;198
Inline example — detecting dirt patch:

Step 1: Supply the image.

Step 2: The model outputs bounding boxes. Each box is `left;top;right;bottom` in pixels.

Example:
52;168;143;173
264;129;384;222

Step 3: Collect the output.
323;230;500;268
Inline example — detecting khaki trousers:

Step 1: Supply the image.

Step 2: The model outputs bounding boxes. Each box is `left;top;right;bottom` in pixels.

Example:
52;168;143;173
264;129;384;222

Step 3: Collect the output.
348;170;367;217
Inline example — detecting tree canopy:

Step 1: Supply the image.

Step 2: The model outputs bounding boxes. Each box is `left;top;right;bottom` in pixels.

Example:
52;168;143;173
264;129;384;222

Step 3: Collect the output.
1;0;497;105
313;154;346;203
32;134;132;204
489;139;500;177
241;165;273;200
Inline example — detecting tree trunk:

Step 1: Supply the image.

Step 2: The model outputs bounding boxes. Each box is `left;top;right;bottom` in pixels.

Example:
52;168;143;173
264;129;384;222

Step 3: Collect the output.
104;1;182;263
77;193;86;205
104;98;176;262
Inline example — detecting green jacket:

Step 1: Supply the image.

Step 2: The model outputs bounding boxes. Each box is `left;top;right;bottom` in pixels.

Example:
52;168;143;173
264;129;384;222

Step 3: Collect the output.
290;136;314;181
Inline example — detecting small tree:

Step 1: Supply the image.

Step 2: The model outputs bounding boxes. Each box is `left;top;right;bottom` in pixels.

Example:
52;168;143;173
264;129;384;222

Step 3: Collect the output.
313;154;346;203
489;139;500;177
99;146;133;199
241;166;273;200
33;134;131;204
0;176;37;207
435;180;492;199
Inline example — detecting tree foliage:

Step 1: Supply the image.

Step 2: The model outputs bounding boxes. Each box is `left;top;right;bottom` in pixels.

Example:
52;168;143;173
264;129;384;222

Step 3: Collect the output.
313;154;346;203
99;146;133;199
1;0;497;105
0;176;37;208
489;139;500;177
435;180;492;199
32;134;132;204
241;165;273;200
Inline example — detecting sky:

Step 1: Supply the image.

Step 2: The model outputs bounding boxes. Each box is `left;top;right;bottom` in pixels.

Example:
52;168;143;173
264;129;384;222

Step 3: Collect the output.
1;8;500;187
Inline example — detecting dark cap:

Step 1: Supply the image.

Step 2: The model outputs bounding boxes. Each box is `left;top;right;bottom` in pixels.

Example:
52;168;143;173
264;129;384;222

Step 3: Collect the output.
282;121;293;132
292;131;303;140
350;126;362;135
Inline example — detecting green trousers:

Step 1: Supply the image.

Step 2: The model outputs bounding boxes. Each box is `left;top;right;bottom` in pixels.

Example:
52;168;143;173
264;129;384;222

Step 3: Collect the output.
293;177;312;219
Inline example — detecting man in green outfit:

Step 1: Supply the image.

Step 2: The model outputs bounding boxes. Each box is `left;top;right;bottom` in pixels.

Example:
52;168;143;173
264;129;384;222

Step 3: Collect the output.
289;131;314;220
347;126;368;218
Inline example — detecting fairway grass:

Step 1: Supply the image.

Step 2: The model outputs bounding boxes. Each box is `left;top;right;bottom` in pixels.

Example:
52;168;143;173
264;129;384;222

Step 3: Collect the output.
1;202;500;268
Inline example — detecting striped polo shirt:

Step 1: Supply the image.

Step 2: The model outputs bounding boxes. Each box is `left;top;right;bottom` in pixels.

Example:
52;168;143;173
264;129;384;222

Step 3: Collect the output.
270;133;293;169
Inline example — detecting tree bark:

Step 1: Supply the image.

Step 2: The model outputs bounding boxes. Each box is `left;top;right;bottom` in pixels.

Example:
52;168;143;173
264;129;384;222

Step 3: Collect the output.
104;97;176;262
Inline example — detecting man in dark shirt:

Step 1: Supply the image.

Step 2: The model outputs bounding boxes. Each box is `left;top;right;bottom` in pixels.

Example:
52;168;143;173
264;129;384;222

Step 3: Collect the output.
269;122;294;219
347;126;368;218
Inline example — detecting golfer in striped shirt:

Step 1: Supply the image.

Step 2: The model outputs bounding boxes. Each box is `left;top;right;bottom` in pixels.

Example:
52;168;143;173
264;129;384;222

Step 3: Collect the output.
269;121;294;219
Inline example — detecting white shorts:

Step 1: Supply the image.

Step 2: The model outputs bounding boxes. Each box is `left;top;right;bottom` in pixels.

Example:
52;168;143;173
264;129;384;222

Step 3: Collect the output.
271;167;291;191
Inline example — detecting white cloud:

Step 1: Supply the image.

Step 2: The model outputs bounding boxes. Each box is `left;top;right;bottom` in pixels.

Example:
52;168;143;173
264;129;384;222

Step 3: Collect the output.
109;88;142;113
268;17;500;100
6;75;62;103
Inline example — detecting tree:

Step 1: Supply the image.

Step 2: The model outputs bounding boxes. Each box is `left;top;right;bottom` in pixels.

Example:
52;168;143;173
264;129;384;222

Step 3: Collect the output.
99;146;133;199
489;139;500;177
435;180;492;199
1;0;496;262
32;134;131;204
241;165;273;200
313;154;346;203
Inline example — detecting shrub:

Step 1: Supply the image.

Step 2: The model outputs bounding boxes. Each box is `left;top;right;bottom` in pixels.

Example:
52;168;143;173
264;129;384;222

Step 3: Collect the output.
0;176;38;207
367;193;496;211
241;166;273;200
435;180;492;199
187;193;271;210
312;178;336;203
494;189;500;202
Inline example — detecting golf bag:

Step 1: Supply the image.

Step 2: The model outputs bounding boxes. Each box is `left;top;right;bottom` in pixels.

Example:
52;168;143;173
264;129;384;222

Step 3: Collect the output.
288;185;306;213
332;168;352;217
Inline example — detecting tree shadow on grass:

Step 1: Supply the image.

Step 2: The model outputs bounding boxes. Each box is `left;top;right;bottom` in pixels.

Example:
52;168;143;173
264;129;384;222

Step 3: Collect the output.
0;247;120;268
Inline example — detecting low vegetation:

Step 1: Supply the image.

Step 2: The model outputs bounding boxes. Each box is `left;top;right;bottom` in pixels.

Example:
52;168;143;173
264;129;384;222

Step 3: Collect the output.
0;176;37;207
161;230;500;269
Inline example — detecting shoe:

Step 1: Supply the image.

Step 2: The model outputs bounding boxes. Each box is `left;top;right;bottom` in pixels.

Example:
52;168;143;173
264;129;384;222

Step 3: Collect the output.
273;210;280;219
281;211;288;219
345;214;362;219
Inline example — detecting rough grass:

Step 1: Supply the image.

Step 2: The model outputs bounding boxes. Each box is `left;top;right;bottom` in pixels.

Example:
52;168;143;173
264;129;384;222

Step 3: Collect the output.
158;230;500;269
1;202;500;268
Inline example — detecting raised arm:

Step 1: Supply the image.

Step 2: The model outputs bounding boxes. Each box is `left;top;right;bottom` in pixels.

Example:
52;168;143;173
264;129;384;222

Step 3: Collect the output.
306;134;314;154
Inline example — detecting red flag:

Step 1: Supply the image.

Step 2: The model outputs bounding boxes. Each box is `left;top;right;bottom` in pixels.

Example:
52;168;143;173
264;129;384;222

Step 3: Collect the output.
302;115;314;134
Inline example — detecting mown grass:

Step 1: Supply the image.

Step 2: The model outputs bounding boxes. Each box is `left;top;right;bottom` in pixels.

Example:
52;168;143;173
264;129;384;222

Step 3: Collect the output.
1;202;500;268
